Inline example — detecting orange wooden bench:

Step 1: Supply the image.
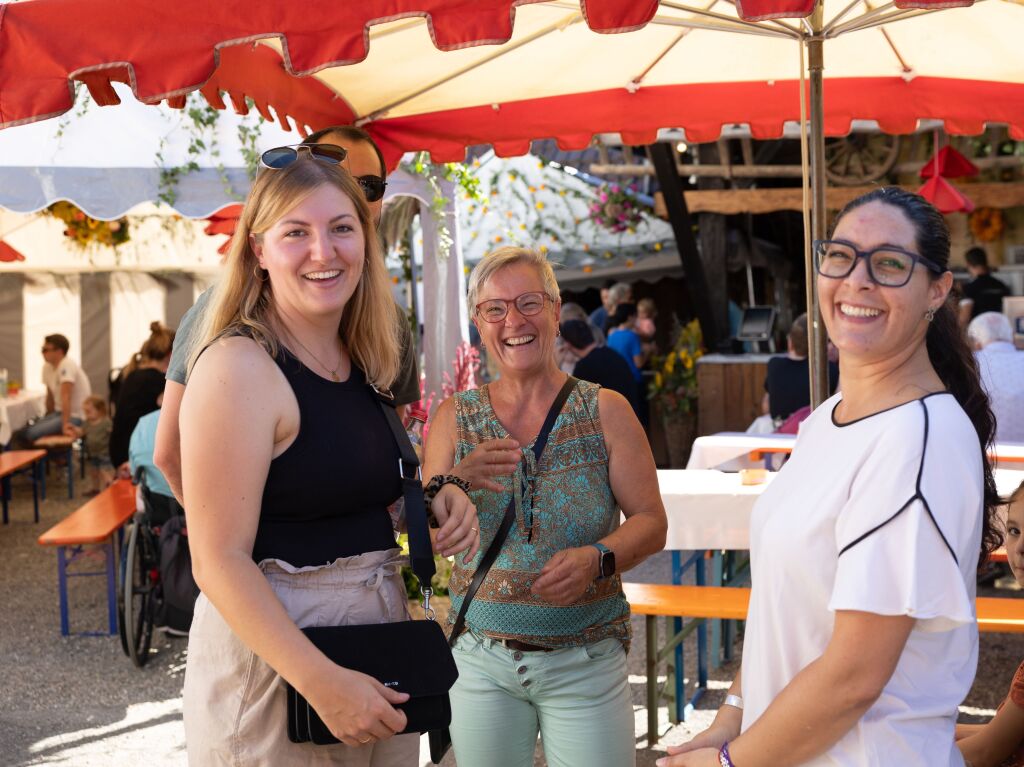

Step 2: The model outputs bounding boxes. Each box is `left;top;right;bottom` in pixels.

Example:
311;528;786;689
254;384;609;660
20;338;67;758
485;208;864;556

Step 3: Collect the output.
33;434;77;499
0;449;46;524
37;479;137;636
624;582;1024;744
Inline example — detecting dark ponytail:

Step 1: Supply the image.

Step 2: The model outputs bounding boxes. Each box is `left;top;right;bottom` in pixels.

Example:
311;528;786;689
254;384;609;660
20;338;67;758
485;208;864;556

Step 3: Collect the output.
925;299;1002;559
835;187;1002;562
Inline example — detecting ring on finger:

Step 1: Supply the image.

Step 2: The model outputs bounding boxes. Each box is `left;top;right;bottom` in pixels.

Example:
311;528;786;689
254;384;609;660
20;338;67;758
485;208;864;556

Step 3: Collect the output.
359;736;372;744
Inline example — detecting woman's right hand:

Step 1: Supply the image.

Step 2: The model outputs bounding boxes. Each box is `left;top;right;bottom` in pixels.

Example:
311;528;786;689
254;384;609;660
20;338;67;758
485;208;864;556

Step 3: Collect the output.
452;438;521;492
307;666;410;746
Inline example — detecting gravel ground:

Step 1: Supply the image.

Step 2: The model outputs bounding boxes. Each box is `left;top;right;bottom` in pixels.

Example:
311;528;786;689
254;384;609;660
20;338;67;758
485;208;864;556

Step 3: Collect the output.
0;468;1020;766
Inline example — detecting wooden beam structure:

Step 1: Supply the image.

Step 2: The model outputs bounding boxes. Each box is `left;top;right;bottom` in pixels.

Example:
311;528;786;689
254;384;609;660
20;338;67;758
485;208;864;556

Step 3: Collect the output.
647;142;724;350
654;182;1024;217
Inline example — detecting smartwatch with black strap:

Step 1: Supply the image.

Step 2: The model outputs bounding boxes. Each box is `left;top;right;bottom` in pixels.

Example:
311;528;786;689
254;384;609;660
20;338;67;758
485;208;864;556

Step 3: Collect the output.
591;542;616;579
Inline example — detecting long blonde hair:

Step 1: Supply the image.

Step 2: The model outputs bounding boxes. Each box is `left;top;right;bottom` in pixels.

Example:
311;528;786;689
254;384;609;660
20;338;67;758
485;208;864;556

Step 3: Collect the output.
190;158;400;388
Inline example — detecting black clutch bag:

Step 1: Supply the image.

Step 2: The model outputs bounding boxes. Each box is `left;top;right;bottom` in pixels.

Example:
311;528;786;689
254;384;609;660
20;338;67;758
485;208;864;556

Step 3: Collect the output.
286;620;458;744
283;386;457;762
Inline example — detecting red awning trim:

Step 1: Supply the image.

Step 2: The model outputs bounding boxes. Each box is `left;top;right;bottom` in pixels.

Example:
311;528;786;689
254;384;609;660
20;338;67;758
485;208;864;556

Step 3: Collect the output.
0;1;661;130
364;76;1024;166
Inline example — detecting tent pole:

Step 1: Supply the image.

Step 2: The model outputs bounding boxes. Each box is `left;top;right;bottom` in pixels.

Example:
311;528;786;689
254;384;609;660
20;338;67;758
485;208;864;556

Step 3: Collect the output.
807;6;830;408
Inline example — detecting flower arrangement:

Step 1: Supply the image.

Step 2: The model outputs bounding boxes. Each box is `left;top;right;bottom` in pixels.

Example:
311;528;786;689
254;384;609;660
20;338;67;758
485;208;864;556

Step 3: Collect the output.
589;183;648;233
45;202;130;249
648;319;704;417
969;207;1004;243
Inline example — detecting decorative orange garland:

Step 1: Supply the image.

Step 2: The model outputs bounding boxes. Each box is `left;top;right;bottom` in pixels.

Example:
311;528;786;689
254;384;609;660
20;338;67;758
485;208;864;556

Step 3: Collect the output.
968;207;1004;243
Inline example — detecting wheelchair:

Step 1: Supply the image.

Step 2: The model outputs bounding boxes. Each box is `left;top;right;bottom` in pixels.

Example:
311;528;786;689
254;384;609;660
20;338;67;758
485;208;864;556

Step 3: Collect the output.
117;472;185;667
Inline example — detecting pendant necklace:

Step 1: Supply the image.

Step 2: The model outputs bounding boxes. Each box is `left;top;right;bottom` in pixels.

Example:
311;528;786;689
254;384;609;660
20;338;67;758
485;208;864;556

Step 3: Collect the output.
286;330;343;382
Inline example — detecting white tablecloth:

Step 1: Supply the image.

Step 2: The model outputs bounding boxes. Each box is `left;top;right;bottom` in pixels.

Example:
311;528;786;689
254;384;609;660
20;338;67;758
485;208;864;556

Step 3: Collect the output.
658;469;773;550
657;467;1024;553
686;433;797;471
0;390;46;445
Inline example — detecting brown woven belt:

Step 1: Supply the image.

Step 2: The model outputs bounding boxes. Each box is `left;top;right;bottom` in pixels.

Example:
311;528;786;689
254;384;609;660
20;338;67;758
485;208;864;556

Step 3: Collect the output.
497;638;554;653
454;627;554;653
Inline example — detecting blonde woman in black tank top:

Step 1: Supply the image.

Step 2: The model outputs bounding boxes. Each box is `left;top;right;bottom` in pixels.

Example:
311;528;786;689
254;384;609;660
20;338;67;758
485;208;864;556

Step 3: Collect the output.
178;153;479;766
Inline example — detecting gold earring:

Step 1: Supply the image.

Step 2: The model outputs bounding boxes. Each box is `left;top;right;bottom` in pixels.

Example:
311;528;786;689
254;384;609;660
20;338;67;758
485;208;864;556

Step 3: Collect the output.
924;307;936;322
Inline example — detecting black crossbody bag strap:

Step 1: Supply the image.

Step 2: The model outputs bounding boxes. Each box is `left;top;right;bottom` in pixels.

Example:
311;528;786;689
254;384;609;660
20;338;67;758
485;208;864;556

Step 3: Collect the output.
447;376;577;647
373;389;436;591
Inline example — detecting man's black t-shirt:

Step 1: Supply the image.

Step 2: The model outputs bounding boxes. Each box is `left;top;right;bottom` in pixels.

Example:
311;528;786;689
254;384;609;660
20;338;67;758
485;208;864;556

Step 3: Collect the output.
764;356;840;421
963;273;1011;318
573;346;640;416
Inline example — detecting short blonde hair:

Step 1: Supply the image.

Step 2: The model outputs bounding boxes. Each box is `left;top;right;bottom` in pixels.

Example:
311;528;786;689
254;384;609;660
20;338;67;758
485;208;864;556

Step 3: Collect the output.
190;158;400;388
467;246;560;311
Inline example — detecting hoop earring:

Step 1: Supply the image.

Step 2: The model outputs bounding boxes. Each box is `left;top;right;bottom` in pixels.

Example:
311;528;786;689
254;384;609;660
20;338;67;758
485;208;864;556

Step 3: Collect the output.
254;263;268;282
924;307;936;322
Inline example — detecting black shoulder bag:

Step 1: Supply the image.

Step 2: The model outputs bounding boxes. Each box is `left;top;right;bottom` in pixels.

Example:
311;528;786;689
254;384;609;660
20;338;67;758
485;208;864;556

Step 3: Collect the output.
284;387;459;763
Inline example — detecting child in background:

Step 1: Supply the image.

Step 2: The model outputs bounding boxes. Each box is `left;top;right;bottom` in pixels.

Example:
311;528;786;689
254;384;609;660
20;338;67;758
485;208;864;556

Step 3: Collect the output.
957;480;1024;767
636;297;657;342
75;395;114;496
636;297;658;363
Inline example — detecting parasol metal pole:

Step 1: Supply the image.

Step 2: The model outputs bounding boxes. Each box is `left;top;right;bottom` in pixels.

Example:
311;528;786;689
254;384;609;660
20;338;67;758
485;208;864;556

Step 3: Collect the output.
807;5;830;409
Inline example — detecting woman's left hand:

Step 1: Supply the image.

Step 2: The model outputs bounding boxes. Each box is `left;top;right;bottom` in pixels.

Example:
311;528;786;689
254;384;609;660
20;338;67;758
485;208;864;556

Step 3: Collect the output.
656;747;721;767
531;547;597;605
430;484;480;564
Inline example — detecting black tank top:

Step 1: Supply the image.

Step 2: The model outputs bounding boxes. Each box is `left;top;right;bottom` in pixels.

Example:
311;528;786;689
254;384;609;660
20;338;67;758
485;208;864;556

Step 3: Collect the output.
252;347;401;566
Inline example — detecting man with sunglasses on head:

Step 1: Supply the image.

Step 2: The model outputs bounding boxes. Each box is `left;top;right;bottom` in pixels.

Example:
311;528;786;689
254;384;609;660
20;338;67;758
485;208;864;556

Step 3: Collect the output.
154;126;420;503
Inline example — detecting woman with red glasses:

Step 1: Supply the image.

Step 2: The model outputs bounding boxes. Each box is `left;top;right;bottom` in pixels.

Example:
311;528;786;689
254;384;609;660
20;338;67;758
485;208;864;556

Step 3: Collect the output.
179;151;478;765
423;246;667;767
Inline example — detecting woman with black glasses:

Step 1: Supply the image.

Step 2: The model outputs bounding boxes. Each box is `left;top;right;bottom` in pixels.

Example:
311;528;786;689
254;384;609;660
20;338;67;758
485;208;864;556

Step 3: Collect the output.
663;187;1002;767
423;246;667;767
178;149;479;765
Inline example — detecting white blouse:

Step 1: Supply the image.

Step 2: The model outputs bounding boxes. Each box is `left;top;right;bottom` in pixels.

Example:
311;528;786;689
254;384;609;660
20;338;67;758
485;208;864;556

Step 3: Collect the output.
741;392;983;766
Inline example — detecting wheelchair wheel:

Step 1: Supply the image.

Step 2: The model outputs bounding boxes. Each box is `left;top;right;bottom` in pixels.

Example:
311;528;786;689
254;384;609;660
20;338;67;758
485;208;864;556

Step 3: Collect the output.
123;519;157;667
116;522;133;657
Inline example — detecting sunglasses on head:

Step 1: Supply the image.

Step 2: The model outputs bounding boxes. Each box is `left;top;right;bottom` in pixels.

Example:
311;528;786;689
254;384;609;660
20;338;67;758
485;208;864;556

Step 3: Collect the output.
259;143;348;170
259;145;387;203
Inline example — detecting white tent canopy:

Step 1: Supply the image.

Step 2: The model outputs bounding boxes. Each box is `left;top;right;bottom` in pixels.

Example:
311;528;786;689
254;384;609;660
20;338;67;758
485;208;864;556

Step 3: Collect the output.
0;84;294;219
0;91;469;406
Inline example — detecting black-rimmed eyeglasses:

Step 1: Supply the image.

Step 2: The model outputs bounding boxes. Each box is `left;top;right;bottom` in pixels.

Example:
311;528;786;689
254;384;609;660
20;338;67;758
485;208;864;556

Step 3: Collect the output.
813;239;945;288
475;291;552;323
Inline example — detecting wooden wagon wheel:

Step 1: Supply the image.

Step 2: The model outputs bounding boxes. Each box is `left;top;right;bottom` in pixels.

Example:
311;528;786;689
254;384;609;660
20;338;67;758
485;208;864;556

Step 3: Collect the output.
824;134;902;186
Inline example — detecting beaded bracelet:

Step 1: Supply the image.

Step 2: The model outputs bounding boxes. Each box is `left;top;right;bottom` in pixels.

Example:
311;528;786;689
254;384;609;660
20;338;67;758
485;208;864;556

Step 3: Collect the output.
718;742;736;767
423;474;472;507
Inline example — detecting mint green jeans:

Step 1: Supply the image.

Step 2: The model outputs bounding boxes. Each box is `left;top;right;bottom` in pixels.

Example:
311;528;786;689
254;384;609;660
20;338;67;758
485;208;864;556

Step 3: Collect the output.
449;631;635;767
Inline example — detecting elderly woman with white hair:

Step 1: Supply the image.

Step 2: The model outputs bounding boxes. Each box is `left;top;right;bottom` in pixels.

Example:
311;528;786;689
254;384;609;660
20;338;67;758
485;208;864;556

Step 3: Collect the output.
968;311;1024;442
423;246;667;767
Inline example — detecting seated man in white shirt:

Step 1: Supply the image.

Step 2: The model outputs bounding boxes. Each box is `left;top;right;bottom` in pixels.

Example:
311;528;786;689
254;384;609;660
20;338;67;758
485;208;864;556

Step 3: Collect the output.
12;334;92;447
968;312;1024;443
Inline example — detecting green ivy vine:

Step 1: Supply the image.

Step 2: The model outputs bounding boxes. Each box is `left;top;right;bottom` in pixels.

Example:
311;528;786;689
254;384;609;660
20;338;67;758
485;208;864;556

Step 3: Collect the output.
157;93;265;207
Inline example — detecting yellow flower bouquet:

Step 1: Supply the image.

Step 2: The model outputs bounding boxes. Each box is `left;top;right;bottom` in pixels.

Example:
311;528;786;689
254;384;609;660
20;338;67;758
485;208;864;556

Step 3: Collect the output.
648;319;703;417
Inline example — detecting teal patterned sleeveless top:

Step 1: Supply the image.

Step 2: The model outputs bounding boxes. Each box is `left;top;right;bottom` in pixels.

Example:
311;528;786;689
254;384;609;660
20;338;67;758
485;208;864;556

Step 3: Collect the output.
447;380;631;649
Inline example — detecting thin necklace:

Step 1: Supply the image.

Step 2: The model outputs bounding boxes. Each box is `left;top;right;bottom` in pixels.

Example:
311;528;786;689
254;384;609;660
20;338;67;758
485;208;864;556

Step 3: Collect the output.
284;329;343;382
